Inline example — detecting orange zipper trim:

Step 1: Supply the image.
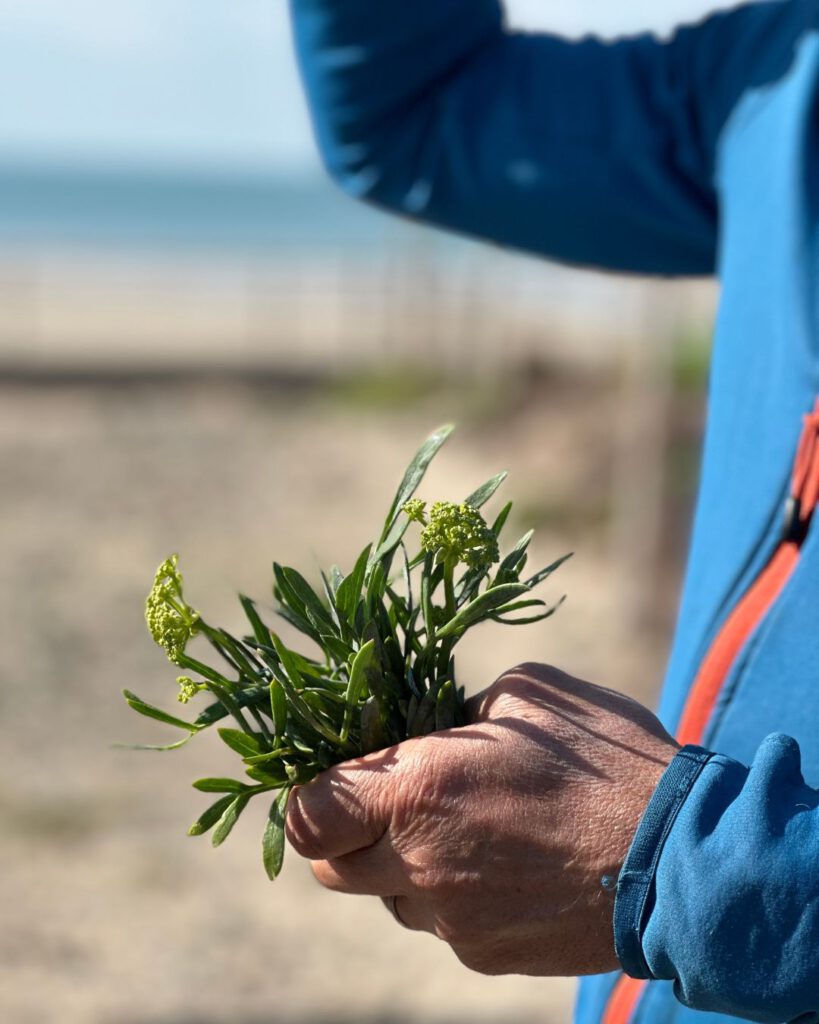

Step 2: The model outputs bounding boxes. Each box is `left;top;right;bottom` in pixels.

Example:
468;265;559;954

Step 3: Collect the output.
602;399;819;1024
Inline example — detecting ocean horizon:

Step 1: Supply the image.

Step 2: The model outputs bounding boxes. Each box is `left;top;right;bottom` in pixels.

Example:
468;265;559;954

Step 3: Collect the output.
0;161;411;255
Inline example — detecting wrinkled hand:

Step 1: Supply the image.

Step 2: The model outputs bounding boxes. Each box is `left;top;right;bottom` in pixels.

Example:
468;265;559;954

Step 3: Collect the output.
285;663;678;976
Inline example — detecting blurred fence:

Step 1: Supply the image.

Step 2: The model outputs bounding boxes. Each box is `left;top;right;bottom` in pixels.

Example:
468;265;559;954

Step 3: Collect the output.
0;245;716;378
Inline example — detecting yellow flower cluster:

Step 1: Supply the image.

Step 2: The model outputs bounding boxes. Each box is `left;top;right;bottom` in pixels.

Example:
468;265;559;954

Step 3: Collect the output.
145;555;200;665
403;499;499;571
176;676;205;704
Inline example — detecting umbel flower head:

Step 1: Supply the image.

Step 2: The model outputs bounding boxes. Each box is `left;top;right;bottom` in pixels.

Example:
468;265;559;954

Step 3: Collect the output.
145;555;200;665
404;500;499;571
176;676;205;704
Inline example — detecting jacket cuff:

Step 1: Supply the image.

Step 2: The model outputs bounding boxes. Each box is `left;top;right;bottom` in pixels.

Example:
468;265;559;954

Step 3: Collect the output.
613;744;716;978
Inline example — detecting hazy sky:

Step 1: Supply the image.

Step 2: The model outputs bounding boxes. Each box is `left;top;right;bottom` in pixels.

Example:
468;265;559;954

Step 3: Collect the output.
2;1;746;173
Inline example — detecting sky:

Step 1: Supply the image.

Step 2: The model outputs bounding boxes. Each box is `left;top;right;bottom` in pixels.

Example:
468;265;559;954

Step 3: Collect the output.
1;1;746;175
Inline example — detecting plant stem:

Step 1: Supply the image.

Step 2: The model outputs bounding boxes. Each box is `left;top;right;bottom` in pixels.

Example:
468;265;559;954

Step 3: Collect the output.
437;561;457;677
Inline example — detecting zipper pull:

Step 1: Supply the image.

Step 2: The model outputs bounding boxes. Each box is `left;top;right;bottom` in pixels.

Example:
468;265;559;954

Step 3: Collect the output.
782;399;819;543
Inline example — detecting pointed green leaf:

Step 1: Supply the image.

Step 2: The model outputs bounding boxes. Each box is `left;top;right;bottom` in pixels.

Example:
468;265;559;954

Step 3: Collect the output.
243;746;295;765
503;529;534;567
435;680;457;731
380;424;454;540
320;634;352;664
340;639;378;741
263;788;291;880
270;633;305;689
369;515;409;568
214;628;263;679
274;564;335;634
192;778;248;793
525;552;573;589
491;598;547;615
365;561;387;611
193;685;269;728
319;571;342;631
245;764;290;786
272;601;322;644
465;471;508;510
239;595;271;646
217;728;266;758
336;544;371;622
188;795;235;836
491;500;513;539
270;634;346;746
435;583;530;638
492;595;565;625
211;793;250;847
269;679;287;738
112;734;194;752
122;690;200;733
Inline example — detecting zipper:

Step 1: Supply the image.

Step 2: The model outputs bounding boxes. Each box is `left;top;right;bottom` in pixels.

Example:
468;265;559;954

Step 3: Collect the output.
602;398;819;1024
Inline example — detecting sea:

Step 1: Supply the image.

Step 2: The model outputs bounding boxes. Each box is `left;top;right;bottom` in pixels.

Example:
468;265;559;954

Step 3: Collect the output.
0;161;434;258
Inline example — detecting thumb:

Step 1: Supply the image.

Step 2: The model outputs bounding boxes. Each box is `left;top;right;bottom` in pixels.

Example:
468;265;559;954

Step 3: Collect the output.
285;747;400;861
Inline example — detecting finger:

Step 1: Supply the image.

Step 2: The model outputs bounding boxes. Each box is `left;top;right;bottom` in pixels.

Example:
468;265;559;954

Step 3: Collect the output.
310;837;406;897
286;747;404;861
463;686;492;724
389;895;437;934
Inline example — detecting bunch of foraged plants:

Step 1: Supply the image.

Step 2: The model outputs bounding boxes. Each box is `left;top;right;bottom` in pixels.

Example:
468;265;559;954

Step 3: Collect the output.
126;425;570;879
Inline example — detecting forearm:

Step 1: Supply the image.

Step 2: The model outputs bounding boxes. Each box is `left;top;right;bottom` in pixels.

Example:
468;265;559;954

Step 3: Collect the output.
288;0;503;192
616;733;819;1022
288;0;721;275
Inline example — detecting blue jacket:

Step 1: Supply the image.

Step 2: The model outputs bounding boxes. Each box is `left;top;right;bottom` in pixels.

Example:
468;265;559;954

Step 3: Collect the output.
288;2;819;1020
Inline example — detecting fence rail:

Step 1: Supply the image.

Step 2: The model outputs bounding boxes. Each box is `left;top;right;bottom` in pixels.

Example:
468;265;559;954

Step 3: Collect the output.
0;246;716;376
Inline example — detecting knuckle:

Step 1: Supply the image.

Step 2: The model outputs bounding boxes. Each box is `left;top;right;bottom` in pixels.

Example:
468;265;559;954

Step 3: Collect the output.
284;791;326;860
394;749;451;818
432;911;463;945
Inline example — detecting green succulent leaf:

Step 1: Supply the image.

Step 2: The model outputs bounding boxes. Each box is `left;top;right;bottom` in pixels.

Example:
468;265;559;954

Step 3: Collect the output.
270;634;347;747
495;529;534;580
123;690;201;733
336;544;371;623
340;639;378;741
275;564;336;635
490;500;513;539
188;795;236;837
380;424;454;541
211;793;251;847
269;679;287;738
245;762;291;786
525;552;574;589
239;595;271;646
262;788;291;880
112;734;195;752
370;515;409;570
492;595;565;625
193;778;248;793
217;728;266;758
465;471;508;510
435;583;531;638
193;685;269;728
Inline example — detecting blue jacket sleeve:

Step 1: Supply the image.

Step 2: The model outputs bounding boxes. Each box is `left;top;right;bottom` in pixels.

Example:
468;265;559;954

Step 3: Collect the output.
288;1;811;276
614;735;819;1023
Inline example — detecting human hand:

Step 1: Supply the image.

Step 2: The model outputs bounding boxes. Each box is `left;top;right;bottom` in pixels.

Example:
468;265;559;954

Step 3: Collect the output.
285;663;679;976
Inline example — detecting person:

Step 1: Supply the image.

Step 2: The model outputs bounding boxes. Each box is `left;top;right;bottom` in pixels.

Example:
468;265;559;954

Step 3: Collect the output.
283;2;819;1022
